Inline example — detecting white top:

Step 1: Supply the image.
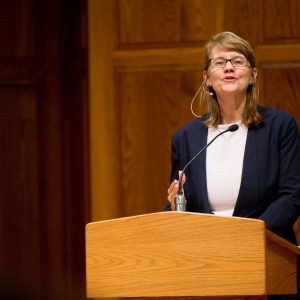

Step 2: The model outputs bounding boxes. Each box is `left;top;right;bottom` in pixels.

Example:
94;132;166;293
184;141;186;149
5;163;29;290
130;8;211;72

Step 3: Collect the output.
206;121;248;216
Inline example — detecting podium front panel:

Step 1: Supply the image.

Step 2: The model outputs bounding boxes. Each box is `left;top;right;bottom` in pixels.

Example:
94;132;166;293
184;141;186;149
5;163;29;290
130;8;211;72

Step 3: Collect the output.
86;212;267;298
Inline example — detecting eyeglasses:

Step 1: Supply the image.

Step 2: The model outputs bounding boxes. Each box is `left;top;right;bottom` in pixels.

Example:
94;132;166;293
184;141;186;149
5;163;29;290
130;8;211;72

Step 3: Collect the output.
209;56;249;69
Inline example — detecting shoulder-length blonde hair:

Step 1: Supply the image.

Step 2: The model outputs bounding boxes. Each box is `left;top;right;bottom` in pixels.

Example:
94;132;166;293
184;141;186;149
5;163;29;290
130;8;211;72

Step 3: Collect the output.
199;32;262;127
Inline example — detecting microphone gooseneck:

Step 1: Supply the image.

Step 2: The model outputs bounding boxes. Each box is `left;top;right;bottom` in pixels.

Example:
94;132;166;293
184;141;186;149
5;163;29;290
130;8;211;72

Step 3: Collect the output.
174;124;239;211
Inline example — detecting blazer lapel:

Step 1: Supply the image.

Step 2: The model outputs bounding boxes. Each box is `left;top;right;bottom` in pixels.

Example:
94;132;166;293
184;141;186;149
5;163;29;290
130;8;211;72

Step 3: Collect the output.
189;122;211;213
233;126;260;217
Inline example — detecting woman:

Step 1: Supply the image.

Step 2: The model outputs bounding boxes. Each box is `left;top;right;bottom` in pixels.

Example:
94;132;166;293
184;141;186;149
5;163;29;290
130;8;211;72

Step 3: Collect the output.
167;32;300;245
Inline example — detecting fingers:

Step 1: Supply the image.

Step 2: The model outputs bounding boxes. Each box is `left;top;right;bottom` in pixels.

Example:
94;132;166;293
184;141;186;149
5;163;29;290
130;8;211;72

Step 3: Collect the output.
167;180;179;211
167;171;186;211
178;171;186;185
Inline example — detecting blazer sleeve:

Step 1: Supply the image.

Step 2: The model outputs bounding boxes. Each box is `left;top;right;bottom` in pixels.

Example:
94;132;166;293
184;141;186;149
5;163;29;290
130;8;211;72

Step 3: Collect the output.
165;133;180;211
259;116;300;235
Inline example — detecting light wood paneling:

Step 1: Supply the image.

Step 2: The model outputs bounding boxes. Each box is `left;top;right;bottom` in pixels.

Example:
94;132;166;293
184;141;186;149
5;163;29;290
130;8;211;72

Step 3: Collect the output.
257;44;300;63
114;69;203;215
112;44;300;70
118;0;181;44
89;0;300;239
88;0;121;221
113;47;204;68
222;0;262;46
262;0;300;42
117;0;223;46
260;66;300;126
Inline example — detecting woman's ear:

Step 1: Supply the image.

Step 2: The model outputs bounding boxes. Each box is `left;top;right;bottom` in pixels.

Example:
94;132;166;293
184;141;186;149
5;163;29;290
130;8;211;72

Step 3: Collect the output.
251;67;257;84
203;70;210;86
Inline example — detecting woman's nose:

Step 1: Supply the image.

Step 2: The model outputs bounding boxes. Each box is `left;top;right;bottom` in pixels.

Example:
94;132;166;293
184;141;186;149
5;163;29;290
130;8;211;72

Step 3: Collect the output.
224;60;234;70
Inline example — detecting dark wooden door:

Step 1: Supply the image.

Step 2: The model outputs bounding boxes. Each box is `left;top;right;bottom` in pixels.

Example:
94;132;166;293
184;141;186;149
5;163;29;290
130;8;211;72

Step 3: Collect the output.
0;1;89;299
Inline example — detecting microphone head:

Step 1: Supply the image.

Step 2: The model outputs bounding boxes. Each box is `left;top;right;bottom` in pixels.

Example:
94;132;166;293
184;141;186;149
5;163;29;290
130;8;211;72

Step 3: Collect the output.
228;124;239;132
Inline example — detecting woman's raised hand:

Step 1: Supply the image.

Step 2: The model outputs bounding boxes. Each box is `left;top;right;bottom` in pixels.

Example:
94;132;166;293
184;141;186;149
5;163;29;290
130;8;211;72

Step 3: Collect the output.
167;171;186;211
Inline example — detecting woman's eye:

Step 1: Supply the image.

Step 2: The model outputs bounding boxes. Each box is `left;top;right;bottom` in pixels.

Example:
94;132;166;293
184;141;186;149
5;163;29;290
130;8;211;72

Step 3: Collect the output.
233;58;244;65
214;60;224;65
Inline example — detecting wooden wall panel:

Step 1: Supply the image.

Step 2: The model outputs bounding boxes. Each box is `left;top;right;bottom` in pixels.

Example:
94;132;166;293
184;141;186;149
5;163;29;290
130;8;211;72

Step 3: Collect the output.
262;0;300;42
116;71;189;215
222;0;262;46
114;68;205;216
117;0;223;46
260;66;300;126
0;0;36;56
180;0;225;42
88;0;122;221
0;86;41;290
118;0;181;45
0;1;42;294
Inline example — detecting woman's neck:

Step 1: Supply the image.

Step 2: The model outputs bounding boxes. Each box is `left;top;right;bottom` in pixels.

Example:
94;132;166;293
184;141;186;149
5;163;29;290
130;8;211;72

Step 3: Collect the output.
217;93;246;124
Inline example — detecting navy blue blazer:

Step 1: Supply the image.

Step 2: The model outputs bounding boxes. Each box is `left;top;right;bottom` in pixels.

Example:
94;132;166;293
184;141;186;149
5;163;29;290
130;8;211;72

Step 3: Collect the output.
168;106;300;244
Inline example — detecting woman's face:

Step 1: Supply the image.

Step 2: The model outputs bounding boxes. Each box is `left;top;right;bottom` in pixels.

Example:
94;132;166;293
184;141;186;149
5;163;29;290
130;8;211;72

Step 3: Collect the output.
204;46;256;97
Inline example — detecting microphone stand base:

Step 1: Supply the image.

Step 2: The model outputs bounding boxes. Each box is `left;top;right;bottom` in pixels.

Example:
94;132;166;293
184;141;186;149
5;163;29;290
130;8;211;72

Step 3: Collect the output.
174;194;186;212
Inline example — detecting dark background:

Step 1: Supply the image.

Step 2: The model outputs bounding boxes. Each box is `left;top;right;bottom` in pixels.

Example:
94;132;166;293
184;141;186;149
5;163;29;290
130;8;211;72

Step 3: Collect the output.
0;1;89;299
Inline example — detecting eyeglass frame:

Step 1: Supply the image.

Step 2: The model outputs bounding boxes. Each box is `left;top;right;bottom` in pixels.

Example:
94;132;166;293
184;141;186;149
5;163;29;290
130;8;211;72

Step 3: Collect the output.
208;56;250;69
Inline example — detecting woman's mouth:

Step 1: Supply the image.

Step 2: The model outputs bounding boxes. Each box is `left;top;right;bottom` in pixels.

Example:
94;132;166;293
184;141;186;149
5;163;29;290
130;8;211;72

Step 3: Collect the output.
223;76;237;81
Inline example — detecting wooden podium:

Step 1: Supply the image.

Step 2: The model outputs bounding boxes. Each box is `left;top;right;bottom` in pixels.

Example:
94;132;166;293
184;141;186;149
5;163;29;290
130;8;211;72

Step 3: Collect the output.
85;212;300;299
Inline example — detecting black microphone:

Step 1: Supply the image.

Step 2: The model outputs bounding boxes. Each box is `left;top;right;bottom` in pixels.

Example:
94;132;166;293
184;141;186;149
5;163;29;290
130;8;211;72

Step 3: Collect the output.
174;123;239;211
